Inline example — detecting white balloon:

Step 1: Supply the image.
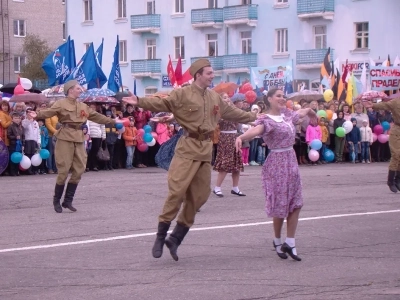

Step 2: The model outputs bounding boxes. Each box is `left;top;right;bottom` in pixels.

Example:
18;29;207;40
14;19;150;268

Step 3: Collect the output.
20;78;33;90
343;121;353;134
31;153;43;166
20;155;32;169
118;127;125;134
146;138;156;147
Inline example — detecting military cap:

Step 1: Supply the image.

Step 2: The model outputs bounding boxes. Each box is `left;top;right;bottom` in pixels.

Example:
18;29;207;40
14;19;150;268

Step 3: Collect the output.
189;59;211;77
64;80;79;95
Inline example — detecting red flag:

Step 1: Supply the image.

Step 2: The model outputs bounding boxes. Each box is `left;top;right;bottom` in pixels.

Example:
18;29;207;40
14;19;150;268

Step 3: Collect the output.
167;55;176;86
177;68;193;86
175;56;182;83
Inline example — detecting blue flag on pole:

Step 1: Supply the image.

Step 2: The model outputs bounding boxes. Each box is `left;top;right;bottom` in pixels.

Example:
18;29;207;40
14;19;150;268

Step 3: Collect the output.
133;78;137;95
65;43;97;85
42;36;76;86
107;35;123;93
88;38;107;89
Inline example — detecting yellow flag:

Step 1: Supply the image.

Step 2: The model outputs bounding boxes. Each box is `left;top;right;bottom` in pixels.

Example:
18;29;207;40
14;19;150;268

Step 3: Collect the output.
346;76;353;109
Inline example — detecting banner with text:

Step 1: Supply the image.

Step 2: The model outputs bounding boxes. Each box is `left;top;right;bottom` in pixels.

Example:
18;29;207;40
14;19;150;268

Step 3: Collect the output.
370;66;400;91
250;60;294;94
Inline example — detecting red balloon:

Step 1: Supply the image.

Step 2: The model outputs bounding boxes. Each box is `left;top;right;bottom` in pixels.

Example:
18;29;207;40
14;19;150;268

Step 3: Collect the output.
241;83;253;94
137;128;145;136
151;132;158;140
121;118;130;127
137;143;148;152
14;85;25;95
245;90;257;104
373;124;383;135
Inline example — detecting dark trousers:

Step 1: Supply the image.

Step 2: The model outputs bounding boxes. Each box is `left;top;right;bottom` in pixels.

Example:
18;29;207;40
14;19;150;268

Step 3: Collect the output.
106;143;115;169
249;139;258;162
361;142;370;161
87;137;102;170
8;144;20;175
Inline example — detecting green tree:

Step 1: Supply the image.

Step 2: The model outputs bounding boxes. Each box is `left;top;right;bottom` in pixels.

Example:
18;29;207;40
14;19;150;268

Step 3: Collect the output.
20;34;52;80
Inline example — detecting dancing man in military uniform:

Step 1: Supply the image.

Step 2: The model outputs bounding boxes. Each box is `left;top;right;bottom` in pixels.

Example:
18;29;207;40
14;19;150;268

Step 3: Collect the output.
30;80;119;213
123;59;257;261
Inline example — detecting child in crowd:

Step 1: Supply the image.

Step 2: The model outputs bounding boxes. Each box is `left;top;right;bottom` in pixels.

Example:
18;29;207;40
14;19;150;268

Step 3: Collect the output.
7;113;24;176
241;125;250;166
105;111;119;171
81;124;92;155
346;118;361;163
360;119;373;163
319;117;329;164
22;107;40;175
38;119;49;174
306;117;322;166
122;117;138;170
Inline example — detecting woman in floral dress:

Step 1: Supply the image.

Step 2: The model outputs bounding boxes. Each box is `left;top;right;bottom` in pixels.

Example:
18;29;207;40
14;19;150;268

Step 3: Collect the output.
213;93;246;197
235;88;316;261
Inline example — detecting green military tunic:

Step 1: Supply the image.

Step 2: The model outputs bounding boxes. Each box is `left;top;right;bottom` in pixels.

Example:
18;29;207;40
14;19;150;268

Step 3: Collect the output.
138;83;257;227
373;100;400;171
36;97;115;185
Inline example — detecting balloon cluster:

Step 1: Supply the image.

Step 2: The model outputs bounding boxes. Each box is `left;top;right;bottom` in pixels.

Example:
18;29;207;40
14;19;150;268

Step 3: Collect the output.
10;149;50;170
373;122;390;143
137;125;158;152
308;139;335;162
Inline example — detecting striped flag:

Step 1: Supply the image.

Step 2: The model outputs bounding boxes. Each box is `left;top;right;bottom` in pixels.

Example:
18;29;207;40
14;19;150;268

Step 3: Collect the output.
336;68;346;101
320;47;332;82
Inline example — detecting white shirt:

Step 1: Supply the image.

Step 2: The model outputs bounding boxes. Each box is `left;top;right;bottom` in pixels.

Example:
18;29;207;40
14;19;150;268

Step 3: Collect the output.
22;118;41;144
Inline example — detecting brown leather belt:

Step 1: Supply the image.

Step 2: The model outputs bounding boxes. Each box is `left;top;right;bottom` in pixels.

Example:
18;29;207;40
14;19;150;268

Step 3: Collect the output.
61;123;83;130
183;131;211;141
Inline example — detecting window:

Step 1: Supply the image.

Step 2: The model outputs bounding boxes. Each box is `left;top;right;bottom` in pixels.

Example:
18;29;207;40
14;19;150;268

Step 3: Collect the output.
311;79;323;92
208;0;218;8
242;0;251;4
146;39;156;59
83;0;93;21
84;43;91;51
145;87;158;96
62;0;65;4
276;0;288;3
275;28;288;53
147;1;155;14
314;25;326;49
119;40;127;62
62;22;66;40
207;34;218;57
174;36;185;59
117;0;126;18
13;20;26;37
241;31;252;54
175;0;184;13
355;22;369;49
14;56;25;73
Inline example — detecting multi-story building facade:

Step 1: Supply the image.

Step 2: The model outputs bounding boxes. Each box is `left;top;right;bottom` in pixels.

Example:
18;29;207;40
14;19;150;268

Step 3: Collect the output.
0;0;66;85
66;0;400;95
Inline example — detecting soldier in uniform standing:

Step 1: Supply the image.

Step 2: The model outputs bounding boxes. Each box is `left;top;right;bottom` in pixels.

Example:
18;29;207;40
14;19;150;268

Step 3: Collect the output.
363;99;400;193
123;59;257;261
29;80;118;213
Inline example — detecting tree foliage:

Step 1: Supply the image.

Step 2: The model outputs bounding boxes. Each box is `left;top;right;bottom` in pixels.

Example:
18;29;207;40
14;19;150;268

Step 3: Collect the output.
20;34;52;80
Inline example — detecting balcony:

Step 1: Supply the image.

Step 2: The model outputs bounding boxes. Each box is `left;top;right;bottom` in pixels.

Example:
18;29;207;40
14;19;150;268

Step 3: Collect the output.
191;8;223;29
297;0;335;20
130;14;161;34
131;59;161;79
191;56;224;75
296;49;334;70
223;4;258;27
223;53;257;74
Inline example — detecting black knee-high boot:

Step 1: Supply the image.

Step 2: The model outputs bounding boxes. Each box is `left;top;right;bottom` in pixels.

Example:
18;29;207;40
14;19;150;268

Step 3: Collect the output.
53;184;65;213
61;183;78;212
387;170;398;193
395;171;400;191
165;223;190;261
152;222;171;258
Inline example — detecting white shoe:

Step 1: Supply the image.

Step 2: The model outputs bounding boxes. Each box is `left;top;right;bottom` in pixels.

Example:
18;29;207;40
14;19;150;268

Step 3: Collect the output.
367;160;370;164
362;160;365;163
249;161;259;166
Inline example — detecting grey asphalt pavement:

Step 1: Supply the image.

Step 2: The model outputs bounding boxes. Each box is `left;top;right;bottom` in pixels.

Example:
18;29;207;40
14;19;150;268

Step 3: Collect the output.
1;163;399;300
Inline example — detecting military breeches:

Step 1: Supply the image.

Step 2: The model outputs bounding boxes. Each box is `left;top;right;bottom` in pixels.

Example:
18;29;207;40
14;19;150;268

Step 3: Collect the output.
55;139;87;185
159;156;212;227
389;134;400;171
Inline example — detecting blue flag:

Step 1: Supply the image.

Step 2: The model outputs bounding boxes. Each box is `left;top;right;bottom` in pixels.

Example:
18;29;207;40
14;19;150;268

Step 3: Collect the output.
107;35;123;93
88;38;107;89
255;85;262;97
133;78;137;95
42;36;76;86
65;43;97;85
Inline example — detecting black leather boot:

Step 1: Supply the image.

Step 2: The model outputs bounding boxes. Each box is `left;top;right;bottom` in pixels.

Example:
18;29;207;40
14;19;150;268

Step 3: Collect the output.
387;170;398;193
53;184;65;213
165;223;190;261
152;222;171;258
395;171;400;192
61;183;78;212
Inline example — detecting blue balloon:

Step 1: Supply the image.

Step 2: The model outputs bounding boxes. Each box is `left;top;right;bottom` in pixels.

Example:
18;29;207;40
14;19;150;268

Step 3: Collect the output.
323;149;335;162
381;121;390;132
143;133;153;143
39;149;50;159
310;139;322;150
143;125;152;133
11;152;23;164
115;123;123;130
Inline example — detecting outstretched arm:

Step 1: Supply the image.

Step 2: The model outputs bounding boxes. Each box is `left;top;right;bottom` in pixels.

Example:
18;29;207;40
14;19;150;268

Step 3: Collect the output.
235;125;264;153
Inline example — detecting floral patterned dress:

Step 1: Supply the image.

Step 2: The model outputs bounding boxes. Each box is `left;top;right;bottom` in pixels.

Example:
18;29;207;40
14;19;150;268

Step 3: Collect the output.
213;120;243;173
255;109;303;218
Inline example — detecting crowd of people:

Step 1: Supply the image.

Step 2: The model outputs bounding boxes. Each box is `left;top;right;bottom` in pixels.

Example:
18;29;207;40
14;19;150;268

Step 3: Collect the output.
0;93;393;177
